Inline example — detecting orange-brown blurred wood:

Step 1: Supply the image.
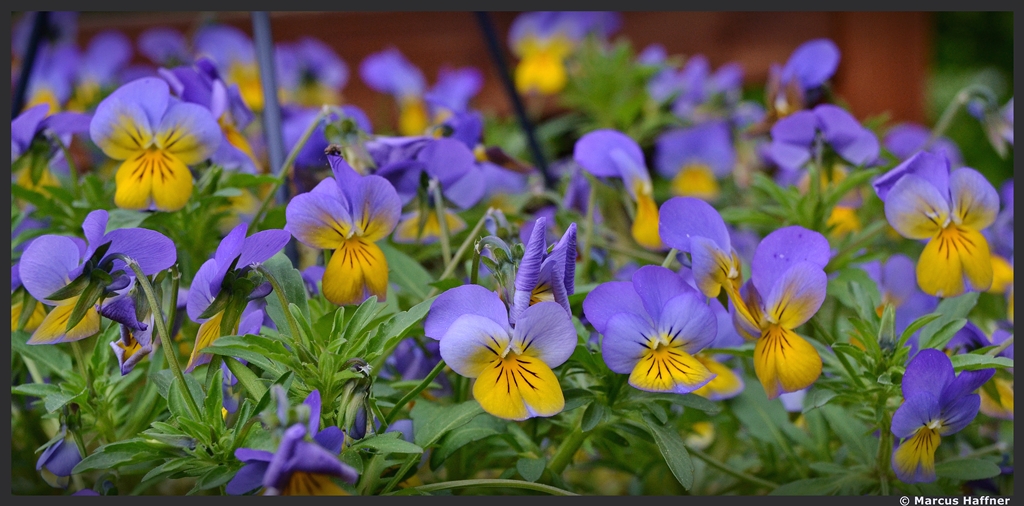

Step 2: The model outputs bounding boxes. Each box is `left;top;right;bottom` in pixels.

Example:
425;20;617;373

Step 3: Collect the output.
66;11;930;125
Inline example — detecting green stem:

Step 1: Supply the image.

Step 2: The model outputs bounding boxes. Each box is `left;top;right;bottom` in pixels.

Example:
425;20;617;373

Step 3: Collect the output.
248;106;331;233
52;135;80;196
165;266;181;342
579;178;599;279
381;453;420;494
70;340;89;386
431;182;453;268
256;265;306;350
877;412;892;495
688;445;780;490
385;360;446;424
590;237;666;264
123;259;202;420
660;248;678;268
547;420;588;475
470;245;482;286
987;335;1014;356
389;479;578;496
927;89;970;148
428;211;491;298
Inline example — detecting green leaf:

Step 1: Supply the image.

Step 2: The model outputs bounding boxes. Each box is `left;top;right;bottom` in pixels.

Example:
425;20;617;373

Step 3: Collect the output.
581;401;605;432
950;354;1013;371
627;392;721;415
203;339;286;377
516;457;546;482
918;292;979;349
203;366;226;429
44;387;85;413
921;318;968;351
561;388;596;412
802;389;837;413
820;404;875;464
639;412;693;490
262;252;310;330
190;465;238;493
411;400;484;448
898;312;942;348
349;432;424;455
167;374;204;421
11;383;60;398
12;331;73;378
428;414;504;470
73;439;159;473
428;277;462;291
769;477;841;495
934;458;1001;480
379;242;433;300
366;296;435;363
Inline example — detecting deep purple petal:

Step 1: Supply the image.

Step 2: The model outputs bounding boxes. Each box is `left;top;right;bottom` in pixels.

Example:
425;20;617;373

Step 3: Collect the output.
631;265;695;323
186;258;219;323
359;48;425;97
19;235;81;303
103;228;177;276
237;229;290;268
937;394;981;436
511;217;549;324
751;226;830;298
226;461;270;495
658;197;731;253
573;129;644;178
303;390;322;436
11;103;50;155
815;104;878;165
941;369;996;409
38;437;82;477
582;281;647;334
902;349;954;400
890;391;941;439
881;254;918;307
314;426;345;455
40;111;92;137
418;138;475;189
424;285;508;340
511;301;577;368
654;121;735;178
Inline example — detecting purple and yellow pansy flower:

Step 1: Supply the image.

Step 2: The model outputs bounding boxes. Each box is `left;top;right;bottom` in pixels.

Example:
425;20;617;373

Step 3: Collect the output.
769;104;880;171
425;285;577;421
138;27;191;68
185;223;290;372
18;209;176;345
654;120;735;200
874;151;999;297
276;36;348;108
90;77;222;212
67;30;133;111
11;103;91;194
891;349;994;483
360;48;429;135
194;25;264;112
574;129;662;250
285;153;401;306
508;11;619;96
583;265;719;394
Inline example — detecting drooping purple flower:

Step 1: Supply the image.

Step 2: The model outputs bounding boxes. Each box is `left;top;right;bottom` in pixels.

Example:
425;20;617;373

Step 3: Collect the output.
769;104;880;170
584;265;718;394
185;223;290;372
18;209;176;345
36;425;82;488
227;390;357;495
160;57;259;173
891;349;995;483
511;217;577;324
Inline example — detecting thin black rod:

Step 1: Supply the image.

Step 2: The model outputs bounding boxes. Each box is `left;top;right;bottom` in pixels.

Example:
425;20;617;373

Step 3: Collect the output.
12;11;49;118
251;12;298;262
473;11;555;190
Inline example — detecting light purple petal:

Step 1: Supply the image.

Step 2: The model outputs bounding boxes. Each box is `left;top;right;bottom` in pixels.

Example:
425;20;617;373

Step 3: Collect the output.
761;261;828;328
284;178;354;248
443;167;486;210
237;229;290;268
631;265;694;324
11;103;50;155
89;77;170;157
948;168;999;230
37;437;81;477
19;235;81;303
658;292;717;354
902;349;954;400
303;390;322;436
348;176;402;241
511;218;549;324
781;38;840;90
654;122;735;179
883;174;952;240
418;138;475;189
425;285;508;340
658;197;731;253
438;314;509;377
881;254;917;307
890;391;941;439
511;301;577;368
873;150;951;202
815;104;878;165
582;281;647;334
359;48;425;97
103;228;177;276
601;312;655;374
751;226;830;297
573;129;644;178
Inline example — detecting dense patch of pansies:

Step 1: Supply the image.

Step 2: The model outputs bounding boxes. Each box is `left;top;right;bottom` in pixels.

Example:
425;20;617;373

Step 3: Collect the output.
11;11;1013;497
